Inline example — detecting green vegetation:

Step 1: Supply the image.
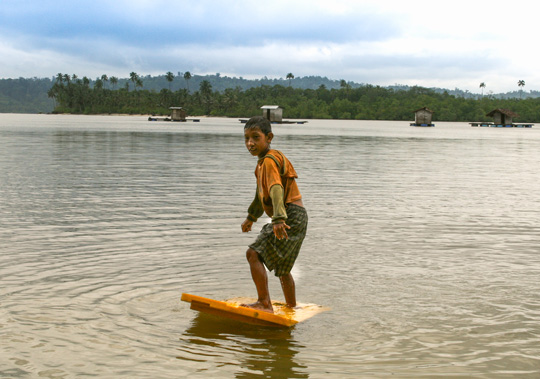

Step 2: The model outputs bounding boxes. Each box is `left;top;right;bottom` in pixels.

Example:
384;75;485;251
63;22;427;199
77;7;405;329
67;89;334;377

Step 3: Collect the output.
46;73;540;122
0;77;55;113
3;73;540;122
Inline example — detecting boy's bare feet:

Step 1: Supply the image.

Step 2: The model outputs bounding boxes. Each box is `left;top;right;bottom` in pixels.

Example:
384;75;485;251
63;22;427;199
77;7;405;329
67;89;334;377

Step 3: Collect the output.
240;301;274;314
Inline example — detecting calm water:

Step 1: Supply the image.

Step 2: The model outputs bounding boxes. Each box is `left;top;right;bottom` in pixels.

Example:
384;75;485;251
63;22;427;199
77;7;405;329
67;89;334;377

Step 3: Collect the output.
1;114;540;378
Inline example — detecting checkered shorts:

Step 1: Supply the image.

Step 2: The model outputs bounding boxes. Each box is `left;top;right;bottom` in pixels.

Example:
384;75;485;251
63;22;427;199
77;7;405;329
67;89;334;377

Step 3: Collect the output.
249;204;308;277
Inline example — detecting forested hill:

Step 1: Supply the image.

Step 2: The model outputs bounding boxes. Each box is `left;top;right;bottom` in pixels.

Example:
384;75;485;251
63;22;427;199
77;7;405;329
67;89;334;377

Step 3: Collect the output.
0;77;55;113
2;74;540;120
3;74;362;114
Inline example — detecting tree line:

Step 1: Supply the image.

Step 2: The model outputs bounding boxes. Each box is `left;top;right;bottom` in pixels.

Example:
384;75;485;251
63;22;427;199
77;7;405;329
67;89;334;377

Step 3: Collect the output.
2;73;540;121
0;77;55;113
46;73;540;122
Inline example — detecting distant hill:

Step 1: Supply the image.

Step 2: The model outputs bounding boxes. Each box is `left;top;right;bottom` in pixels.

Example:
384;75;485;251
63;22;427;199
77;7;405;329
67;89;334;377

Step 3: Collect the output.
0;77;55;113
0;74;538;114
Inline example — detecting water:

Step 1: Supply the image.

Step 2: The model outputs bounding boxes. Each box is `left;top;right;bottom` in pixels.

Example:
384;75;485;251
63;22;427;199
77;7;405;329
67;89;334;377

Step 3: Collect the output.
1;114;540;378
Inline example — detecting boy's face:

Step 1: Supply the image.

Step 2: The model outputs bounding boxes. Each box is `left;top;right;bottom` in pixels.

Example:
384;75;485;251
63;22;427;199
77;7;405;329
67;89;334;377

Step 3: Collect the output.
244;127;273;158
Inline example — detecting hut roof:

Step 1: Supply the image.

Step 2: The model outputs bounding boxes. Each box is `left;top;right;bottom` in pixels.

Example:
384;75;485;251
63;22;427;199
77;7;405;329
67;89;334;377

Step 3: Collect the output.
414;107;434;113
260;105;282;110
486;108;519;117
169;106;183;109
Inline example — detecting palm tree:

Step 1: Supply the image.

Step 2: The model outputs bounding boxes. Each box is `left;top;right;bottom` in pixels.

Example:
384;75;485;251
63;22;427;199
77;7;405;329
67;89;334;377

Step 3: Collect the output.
130;72;139;91
199;80;212;96
286;73;294;87
101;74;109;89
199;80;213;114
222;88;239;112
183;71;192;93
518;80;525;98
165;71;175;91
110;76;118;89
94;79;103;90
47;85;59;107
479;82;486;97
340;79;351;92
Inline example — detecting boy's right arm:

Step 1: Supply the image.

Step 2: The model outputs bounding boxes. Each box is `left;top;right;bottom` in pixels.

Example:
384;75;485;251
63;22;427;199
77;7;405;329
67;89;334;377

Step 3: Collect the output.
241;218;253;232
243;188;263;232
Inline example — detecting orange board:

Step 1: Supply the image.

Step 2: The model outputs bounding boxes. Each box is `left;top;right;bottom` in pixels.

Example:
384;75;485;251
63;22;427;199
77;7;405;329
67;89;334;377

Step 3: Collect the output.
181;293;328;327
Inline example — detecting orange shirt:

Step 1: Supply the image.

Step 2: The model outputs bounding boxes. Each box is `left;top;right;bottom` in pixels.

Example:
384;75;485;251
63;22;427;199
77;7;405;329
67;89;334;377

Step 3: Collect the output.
255;149;302;218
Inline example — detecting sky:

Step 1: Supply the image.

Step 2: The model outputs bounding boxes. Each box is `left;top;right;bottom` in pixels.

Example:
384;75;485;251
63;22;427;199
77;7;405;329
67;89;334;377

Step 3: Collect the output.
0;0;537;93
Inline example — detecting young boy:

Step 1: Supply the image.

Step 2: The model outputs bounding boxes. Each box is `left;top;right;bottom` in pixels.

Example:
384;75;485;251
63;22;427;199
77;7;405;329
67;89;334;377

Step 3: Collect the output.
241;116;308;314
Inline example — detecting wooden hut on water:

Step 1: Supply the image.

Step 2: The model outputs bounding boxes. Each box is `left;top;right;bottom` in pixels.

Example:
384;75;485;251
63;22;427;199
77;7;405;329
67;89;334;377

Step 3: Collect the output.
261;105;283;123
486;108;518;125
469;108;532;127
170;106;186;121
411;107;434;127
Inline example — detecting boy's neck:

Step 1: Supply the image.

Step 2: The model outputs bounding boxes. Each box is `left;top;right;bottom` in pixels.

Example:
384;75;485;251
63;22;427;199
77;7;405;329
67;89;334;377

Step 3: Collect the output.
258;147;271;158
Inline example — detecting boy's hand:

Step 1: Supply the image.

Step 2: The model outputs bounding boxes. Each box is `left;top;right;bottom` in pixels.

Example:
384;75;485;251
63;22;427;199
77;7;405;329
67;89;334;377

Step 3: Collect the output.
241;219;253;232
273;222;291;240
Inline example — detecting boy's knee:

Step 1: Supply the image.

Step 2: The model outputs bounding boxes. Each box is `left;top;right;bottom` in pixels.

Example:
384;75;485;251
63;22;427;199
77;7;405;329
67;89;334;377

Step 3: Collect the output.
246;248;259;262
279;273;294;283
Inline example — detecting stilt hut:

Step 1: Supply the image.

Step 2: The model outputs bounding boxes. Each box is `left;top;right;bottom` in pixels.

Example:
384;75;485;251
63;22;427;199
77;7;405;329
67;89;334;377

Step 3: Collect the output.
169;107;186;121
261;105;283;123
411;107;434;126
486;108;518;125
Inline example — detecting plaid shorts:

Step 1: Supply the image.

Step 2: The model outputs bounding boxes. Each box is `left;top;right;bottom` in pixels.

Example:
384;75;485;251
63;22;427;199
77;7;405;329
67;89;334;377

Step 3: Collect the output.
249;204;308;277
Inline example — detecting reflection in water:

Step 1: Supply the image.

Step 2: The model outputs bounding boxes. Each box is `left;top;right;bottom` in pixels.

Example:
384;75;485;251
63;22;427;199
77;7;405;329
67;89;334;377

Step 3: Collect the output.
2;115;540;377
179;313;308;378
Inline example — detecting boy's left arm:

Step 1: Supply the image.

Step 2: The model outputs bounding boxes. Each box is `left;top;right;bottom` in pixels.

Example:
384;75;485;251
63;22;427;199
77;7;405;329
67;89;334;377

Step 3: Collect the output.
269;184;290;240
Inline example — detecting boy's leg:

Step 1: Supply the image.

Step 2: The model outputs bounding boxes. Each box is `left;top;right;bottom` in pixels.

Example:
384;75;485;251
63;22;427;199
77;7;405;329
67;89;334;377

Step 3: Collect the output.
243;248;274;313
280;273;296;307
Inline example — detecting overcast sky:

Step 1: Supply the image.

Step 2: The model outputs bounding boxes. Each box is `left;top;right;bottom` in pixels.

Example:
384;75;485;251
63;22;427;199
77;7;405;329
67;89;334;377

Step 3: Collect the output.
0;0;537;93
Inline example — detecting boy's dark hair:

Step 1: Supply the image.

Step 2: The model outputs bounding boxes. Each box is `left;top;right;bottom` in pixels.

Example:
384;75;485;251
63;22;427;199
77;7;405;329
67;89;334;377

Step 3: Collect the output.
244;116;272;135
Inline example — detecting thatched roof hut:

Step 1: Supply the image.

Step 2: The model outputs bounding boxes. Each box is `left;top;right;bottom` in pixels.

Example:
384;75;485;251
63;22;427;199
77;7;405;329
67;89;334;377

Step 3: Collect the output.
261;105;283;123
413;107;434;125
486;108;519;125
169;106;186;121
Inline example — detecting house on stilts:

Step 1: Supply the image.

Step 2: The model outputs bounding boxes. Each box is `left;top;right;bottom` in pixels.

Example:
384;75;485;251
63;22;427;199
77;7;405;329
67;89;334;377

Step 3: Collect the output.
410;107;435;127
261;105;283;123
470;108;533;128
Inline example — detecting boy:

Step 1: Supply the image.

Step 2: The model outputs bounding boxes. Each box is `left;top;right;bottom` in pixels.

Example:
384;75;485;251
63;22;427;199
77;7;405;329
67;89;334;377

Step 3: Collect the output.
241;116;308;314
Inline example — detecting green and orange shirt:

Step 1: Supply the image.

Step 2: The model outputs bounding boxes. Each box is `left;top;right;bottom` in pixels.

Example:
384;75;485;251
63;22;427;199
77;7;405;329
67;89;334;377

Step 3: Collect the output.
247;149;302;224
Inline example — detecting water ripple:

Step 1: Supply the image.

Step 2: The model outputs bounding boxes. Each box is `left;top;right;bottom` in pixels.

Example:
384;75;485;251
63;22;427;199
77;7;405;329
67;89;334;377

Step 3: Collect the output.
1;116;540;377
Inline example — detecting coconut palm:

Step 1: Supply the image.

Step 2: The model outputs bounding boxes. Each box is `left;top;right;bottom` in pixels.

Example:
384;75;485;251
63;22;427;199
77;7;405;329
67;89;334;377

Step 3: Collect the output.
94;79;103;90
101;74;109;89
199;80;213;114
184;71;192;93
286;73;294;86
340;79;351;92
518;80;525;98
165;71;175;91
110;76;118;89
47;85;59;107
479;82;486;97
130;72;139;91
200;80;212;96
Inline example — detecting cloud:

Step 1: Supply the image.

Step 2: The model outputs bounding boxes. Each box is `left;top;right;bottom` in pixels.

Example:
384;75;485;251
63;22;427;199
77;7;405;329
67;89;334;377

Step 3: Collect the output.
0;0;539;92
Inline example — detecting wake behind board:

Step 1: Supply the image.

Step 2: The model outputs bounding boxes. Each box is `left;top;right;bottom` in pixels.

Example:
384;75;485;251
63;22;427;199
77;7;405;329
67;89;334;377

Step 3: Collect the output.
181;293;328;327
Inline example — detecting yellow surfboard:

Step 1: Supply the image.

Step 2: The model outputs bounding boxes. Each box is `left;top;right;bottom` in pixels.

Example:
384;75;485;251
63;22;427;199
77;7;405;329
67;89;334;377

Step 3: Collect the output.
181;293;328;327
